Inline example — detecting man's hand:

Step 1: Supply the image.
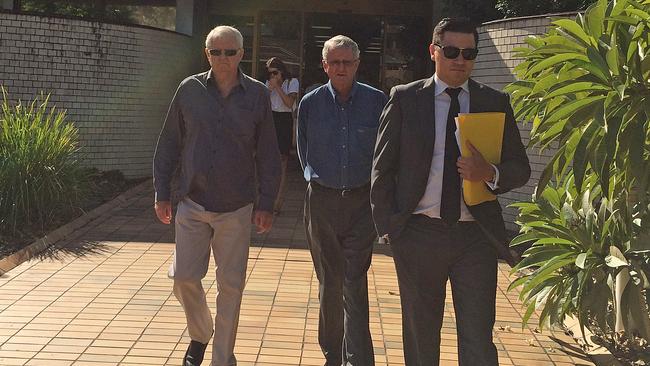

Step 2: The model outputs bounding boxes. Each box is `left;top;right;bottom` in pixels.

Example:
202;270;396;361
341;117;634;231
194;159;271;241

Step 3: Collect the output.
155;201;172;224
252;210;273;234
457;142;495;182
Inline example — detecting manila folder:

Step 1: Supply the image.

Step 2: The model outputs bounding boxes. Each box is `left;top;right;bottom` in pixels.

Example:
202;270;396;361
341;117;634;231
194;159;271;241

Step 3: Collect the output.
456;112;505;206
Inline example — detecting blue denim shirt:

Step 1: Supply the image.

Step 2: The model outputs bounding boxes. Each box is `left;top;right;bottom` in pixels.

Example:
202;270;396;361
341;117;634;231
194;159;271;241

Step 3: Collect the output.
297;81;387;189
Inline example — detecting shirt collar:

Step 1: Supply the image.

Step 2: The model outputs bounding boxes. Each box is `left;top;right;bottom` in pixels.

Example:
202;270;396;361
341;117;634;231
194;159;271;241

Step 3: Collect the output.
207;68;248;91
433;74;469;97
326;80;359;102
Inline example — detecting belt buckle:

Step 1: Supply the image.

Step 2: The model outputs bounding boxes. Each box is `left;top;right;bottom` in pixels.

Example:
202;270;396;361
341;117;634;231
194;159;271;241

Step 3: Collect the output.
341;188;352;197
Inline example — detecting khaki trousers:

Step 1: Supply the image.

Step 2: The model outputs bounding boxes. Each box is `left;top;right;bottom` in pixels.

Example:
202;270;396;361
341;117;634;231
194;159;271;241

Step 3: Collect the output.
169;198;252;366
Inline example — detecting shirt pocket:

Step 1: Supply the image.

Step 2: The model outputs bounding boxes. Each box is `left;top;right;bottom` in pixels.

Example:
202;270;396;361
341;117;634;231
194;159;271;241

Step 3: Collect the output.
353;125;379;166
229;102;257;142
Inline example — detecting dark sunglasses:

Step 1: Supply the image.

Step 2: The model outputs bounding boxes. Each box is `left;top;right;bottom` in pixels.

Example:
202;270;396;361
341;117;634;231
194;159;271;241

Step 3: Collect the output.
208;48;239;57
268;70;279;76
434;44;479;60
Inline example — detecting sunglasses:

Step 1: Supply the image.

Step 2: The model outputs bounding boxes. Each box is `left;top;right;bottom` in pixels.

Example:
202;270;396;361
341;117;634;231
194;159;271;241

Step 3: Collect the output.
208;48;239;57
325;59;358;67
434;44;479;60
268;70;279;76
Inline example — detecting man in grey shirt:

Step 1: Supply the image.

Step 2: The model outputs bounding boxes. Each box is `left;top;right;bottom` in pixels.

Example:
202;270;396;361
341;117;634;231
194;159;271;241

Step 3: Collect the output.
153;25;281;366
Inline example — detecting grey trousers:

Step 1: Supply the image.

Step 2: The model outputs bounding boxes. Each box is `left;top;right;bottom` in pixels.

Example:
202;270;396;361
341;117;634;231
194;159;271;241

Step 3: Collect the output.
304;182;376;366
391;214;499;366
169;198;253;366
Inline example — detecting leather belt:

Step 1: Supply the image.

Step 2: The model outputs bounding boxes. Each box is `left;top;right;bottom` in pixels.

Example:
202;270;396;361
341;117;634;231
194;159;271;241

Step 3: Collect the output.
310;181;370;198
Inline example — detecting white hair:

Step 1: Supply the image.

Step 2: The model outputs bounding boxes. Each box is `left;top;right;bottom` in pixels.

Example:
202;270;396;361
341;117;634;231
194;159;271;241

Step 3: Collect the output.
322;35;360;60
205;25;243;48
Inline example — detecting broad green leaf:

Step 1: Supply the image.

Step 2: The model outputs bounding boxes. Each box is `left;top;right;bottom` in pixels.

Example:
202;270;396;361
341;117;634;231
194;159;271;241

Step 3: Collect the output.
605;246;629;267
535;238;580;246
545;82;609;99
543;95;607;124
521;300;537;328
510;231;541;247
522;256;576;293
525;53;589;77
573;121;599;192
553;19;595;47
585;0;606;37
605;15;643;25
575;253;588;269
625;8;650;20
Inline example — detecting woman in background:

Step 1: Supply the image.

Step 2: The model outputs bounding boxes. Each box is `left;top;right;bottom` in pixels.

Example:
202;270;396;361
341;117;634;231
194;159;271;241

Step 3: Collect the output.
265;57;299;214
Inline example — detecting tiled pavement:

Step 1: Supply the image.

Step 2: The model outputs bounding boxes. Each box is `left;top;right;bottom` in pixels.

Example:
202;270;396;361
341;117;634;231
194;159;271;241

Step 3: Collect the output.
0;160;595;366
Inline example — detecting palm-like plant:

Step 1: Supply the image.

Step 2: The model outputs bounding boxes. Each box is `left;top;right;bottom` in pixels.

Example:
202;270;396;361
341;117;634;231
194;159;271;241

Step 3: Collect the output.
0;88;88;235
504;0;650;349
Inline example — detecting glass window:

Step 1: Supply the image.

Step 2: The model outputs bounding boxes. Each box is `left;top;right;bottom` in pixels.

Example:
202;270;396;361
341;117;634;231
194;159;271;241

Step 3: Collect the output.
258;11;302;85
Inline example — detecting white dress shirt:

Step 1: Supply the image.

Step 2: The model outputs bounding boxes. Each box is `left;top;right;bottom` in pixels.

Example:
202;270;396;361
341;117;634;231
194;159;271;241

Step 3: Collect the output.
414;74;499;221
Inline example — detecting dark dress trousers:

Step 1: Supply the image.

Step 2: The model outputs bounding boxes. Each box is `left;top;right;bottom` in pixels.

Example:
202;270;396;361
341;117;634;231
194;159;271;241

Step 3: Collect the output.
370;76;530;366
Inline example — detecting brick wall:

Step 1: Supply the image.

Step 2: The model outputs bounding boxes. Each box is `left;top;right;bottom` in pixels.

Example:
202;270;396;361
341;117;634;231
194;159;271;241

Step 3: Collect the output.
472;14;572;231
0;12;201;178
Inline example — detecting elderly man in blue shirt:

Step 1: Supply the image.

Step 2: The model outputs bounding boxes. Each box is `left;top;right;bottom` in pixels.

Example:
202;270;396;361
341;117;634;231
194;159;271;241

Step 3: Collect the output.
297;35;388;366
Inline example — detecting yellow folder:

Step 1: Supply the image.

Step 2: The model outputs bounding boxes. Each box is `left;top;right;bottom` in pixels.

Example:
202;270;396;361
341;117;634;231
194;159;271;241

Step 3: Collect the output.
456;112;505;206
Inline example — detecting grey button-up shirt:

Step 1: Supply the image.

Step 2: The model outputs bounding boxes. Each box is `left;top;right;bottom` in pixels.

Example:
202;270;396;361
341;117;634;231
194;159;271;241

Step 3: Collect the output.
153;70;281;212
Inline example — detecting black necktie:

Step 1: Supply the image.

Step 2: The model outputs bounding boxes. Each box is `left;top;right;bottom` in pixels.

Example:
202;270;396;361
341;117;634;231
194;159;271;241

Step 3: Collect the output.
440;87;462;223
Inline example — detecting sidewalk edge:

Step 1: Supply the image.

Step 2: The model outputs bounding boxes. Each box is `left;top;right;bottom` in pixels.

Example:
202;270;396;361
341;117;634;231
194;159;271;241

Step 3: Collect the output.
0;180;151;275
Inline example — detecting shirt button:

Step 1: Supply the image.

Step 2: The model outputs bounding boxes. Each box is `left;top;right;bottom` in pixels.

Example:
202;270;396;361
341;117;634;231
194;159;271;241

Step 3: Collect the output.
342;145;346;149
342;126;346;130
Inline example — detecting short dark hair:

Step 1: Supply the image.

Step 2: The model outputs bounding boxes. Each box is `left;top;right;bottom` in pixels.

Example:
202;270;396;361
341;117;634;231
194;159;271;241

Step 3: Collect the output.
266;57;292;80
432;17;479;48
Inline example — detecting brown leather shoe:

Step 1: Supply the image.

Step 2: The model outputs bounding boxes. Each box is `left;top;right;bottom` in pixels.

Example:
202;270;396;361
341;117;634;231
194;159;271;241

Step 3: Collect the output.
183;340;208;366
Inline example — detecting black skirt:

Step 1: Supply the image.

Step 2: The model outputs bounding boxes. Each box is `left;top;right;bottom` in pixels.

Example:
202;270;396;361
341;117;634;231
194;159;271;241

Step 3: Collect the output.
272;111;293;156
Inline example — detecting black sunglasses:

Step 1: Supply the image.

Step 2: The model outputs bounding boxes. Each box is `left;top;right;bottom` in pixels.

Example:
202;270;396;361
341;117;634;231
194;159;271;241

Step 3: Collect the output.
434;44;478;60
208;48;239;57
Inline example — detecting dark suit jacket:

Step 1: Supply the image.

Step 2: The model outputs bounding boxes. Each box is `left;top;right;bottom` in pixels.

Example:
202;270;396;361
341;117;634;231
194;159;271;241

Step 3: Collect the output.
370;76;531;266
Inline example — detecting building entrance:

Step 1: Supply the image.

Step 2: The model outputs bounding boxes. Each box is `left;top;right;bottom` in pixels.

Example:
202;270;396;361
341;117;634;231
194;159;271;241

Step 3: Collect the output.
212;9;430;94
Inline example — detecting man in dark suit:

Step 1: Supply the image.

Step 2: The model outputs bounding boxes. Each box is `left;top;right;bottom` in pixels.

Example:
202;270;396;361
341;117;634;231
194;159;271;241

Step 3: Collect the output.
371;18;530;366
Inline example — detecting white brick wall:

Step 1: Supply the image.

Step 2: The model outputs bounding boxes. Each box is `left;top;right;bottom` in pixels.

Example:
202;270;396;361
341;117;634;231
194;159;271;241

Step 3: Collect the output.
0;12;199;178
474;15;566;232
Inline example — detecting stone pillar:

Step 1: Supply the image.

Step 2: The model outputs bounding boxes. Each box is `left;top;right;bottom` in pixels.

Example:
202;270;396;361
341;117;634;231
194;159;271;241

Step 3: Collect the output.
176;0;194;35
1;0;15;10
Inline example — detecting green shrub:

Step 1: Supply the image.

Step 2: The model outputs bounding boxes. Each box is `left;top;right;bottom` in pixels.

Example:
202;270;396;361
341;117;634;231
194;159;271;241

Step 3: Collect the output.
505;0;650;359
0;88;89;234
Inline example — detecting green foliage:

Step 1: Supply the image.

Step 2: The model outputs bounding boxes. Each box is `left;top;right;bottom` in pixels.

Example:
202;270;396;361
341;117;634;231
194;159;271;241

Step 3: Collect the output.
437;0;503;24
0;88;89;234
20;0;133;23
505;0;650;348
496;0;598;17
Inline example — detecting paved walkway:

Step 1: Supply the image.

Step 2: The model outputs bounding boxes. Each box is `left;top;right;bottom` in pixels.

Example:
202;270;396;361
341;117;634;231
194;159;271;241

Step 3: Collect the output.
0;160;594;366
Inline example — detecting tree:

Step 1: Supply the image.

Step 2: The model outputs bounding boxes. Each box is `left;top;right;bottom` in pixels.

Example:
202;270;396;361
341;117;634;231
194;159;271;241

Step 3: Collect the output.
19;0;132;23
437;0;503;24
496;0;598;18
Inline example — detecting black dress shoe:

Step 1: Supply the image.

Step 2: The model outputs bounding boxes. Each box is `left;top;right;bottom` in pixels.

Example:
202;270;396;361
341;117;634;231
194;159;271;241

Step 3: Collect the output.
183;340;208;366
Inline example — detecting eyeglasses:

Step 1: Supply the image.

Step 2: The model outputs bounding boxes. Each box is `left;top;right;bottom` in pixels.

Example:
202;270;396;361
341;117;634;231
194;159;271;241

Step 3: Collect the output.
325;59;358;67
208;48;239;57
268;70;279;76
434;44;478;60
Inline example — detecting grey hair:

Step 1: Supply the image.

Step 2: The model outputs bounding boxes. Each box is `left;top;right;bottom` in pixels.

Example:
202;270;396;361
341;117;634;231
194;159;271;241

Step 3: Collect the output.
205;25;243;48
322;35;360;60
